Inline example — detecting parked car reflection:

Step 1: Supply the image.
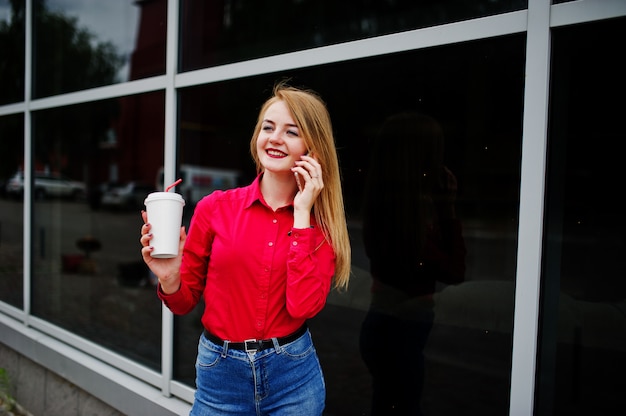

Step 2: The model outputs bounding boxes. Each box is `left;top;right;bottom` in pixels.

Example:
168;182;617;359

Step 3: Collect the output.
101;181;156;210
5;171;86;200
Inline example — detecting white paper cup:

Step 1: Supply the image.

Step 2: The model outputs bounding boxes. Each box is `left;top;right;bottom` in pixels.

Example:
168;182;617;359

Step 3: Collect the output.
144;192;185;258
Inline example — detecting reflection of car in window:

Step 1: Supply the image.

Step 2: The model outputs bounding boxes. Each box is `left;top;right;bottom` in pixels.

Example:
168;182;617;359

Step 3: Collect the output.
101;181;156;210
5;171;87;200
155;164;241;206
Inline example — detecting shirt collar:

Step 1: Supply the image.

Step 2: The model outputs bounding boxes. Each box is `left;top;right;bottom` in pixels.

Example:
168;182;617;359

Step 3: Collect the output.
244;172;294;211
242;173;263;209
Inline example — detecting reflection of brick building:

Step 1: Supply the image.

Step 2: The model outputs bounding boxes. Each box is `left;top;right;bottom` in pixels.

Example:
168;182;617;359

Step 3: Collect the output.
130;0;167;80
111;0;238;189
179;0;224;71
109;0;167;188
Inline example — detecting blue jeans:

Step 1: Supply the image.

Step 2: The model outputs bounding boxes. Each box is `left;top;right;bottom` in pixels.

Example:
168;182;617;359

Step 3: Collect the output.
190;328;325;416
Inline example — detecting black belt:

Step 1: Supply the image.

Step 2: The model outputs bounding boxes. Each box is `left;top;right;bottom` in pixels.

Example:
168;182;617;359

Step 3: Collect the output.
203;324;307;352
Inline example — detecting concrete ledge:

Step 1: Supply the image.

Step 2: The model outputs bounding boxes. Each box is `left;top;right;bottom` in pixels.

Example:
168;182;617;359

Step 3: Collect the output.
0;314;191;416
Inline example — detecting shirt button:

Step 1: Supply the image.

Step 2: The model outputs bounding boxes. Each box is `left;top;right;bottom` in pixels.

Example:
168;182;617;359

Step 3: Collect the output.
268;242;273;247
272;219;277;223
292;241;298;246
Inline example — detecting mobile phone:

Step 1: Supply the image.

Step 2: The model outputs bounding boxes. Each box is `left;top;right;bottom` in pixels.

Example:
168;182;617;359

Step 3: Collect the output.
295;172;303;192
294;152;309;192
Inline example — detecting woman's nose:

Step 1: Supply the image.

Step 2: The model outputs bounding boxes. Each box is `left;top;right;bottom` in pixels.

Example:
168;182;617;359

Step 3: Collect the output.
268;131;283;144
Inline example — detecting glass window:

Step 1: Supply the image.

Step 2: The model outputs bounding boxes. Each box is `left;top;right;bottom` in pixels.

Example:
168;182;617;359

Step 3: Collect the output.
179;0;528;72
536;17;626;416
174;33;525;414
0;114;24;308
32;0;166;98
0;0;25;104
30;91;165;370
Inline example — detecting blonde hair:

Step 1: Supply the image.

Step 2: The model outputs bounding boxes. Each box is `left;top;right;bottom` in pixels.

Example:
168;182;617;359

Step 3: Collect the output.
250;81;351;290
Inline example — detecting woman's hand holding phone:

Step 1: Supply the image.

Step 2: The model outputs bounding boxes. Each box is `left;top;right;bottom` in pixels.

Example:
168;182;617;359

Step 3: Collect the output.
292;153;323;213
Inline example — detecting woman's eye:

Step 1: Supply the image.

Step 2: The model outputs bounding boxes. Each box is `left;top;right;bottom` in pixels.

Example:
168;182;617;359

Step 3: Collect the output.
262;125;273;132
287;130;299;137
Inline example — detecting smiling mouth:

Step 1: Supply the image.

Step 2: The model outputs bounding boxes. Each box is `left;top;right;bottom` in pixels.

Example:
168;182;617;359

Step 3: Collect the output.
267;149;287;157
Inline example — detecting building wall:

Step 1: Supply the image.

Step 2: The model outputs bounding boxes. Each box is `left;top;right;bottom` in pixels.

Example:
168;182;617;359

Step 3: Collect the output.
0;342;123;416
0;315;190;415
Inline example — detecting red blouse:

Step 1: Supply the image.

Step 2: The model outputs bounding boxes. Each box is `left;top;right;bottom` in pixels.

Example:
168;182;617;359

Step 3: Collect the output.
158;174;336;342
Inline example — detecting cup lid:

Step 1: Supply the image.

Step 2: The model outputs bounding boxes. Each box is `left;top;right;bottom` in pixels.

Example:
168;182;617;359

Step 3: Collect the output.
144;191;185;205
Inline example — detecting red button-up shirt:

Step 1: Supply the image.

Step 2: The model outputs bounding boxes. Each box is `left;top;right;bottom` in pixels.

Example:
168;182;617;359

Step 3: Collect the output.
158;174;336;342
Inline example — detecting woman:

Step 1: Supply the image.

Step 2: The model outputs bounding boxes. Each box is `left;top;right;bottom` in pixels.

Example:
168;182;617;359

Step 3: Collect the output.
140;81;351;415
359;112;466;415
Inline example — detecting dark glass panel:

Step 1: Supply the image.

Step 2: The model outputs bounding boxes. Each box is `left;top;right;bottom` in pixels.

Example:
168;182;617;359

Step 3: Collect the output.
174;33;525;415
180;0;527;72
537;17;626;416
0;0;25;104
0;114;24;308
30;91;165;370
32;0;166;98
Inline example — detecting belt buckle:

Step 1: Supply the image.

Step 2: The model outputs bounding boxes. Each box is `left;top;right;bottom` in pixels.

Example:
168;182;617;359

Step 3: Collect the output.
244;339;258;353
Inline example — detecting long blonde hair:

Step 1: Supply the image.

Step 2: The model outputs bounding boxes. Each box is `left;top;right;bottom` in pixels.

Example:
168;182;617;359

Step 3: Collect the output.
250;81;351;290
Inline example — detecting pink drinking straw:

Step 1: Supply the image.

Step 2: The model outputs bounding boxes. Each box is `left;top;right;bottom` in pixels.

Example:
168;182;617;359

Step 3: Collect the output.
165;178;182;192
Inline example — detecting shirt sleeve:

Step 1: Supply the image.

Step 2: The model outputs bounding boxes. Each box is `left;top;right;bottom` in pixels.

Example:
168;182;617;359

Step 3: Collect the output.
285;226;335;319
157;196;213;315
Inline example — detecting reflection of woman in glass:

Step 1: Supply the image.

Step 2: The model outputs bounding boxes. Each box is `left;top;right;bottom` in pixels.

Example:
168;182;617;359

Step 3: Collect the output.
360;112;466;415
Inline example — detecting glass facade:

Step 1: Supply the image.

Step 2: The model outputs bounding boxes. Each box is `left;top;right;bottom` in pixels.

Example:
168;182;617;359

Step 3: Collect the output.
0;114;24;308
1;1;625;415
179;0;527;71
174;36;525;413
0;0;25;104
32;0;166;98
536;17;626;416
28;92;165;369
